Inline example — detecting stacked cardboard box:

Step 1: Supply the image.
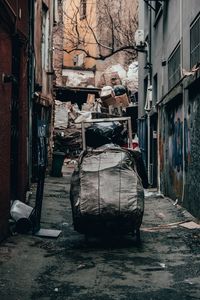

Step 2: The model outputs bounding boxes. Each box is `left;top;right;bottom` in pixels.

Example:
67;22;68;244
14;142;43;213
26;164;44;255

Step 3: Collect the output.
101;93;130;108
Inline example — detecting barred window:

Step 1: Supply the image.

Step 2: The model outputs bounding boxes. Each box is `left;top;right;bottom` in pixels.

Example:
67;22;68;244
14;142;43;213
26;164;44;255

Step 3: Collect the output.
80;0;87;19
190;14;200;68
168;44;181;90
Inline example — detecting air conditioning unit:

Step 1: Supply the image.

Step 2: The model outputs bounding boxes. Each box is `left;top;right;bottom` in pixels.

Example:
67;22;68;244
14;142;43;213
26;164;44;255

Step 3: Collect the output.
135;30;145;47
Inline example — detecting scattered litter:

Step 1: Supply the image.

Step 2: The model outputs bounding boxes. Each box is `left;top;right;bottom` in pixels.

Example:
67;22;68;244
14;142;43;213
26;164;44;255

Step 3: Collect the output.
167;234;180;240
0;247;9;254
143;266;166;272
141;221;187;232
154;212;166;220
62;222;69;227
54;288;59;292
144;190;154;197
10;200;33;221
26;190;32;203
77;264;86;270
155;192;165;198
159;263;166;268
10;200;33;233
77;262;95;270
179;221;200;230
144;190;164;198
173;199;178;206
184;279;193;285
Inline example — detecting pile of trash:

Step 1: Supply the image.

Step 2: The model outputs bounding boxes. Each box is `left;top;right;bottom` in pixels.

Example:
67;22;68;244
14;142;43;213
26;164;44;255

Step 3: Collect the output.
100;85;130;109
53;87;129;158
53;101;92;157
53;61;138;157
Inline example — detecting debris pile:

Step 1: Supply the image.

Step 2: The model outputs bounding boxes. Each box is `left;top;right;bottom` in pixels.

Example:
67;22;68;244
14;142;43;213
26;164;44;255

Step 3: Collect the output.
54;62;139;158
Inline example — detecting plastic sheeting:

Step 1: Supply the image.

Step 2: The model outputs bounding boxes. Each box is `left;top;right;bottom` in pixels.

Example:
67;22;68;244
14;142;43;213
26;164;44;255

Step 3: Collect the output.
70;146;144;235
85;122;125;148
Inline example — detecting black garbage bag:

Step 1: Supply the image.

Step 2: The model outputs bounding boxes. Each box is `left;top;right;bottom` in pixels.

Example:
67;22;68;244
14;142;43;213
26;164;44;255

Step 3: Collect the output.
85;122;125;148
113;85;127;96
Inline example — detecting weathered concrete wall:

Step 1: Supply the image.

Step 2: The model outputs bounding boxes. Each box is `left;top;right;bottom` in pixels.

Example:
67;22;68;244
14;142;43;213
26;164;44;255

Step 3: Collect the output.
62;0;138;87
159;79;200;219
53;0;64;86
160;96;183;200
18;43;29;201
184;81;200;218
139;0;200;116
139;0;200;218
0;1;30;241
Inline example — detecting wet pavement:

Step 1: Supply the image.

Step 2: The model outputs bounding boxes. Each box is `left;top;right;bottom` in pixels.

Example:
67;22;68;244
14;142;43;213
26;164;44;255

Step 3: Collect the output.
0;165;200;300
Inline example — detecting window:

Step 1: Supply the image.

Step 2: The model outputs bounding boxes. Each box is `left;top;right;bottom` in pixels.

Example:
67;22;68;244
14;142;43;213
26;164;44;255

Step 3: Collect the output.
53;0;59;25
80;0;87;19
42;4;50;93
190;14;200;68
153;74;158;103
168;44;181;90
42;5;49;71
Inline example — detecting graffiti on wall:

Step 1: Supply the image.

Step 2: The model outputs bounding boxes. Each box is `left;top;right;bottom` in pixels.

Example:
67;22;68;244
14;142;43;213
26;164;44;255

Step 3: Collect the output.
184;96;200;218
158;102;184;198
184;117;191;172
159;108;165;173
168;105;183;172
160;87;200;218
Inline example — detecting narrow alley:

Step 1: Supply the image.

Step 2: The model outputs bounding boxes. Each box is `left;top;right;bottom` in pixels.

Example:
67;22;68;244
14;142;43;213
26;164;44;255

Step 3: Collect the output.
0;164;199;300
1;1;200;300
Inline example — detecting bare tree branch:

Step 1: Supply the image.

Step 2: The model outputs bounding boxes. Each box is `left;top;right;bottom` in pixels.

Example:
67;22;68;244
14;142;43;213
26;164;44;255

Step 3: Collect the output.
62;0;138;61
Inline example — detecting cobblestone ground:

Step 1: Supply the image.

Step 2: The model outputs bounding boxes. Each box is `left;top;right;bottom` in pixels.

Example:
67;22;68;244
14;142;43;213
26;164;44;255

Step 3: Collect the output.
0;165;200;300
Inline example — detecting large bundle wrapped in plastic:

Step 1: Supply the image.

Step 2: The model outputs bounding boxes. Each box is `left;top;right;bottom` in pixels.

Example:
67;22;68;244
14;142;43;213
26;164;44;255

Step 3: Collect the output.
70;145;144;235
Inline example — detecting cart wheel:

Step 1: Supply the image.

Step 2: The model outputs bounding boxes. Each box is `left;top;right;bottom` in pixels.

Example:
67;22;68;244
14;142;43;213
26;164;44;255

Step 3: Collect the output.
136;229;141;243
84;234;89;243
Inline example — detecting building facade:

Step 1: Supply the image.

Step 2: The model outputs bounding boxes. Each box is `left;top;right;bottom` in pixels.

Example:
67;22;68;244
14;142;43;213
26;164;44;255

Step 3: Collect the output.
138;0;200;218
0;0;30;241
0;0;55;241
32;0;55;178
54;0;138;106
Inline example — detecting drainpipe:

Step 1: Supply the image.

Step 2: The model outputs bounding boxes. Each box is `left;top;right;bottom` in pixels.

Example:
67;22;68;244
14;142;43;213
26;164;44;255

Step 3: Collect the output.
182;86;186;204
158;0;166;194
147;111;151;183
180;0;183;76
145;84;152;184
157;105;161;194
180;0;185;203
147;4;152;185
28;0;35;184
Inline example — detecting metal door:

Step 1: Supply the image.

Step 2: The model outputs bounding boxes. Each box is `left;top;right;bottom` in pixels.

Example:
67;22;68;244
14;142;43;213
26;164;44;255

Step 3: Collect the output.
10;36;20;199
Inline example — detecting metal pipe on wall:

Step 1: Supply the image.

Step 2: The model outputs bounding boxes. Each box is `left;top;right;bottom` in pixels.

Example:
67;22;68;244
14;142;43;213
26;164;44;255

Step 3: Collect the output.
147;112;151;183
147;2;152;185
157;105;161;194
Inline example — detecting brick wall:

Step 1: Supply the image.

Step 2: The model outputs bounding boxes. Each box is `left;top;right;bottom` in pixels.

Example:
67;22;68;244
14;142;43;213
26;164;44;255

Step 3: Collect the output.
0;25;12;241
